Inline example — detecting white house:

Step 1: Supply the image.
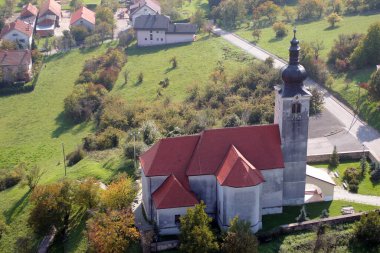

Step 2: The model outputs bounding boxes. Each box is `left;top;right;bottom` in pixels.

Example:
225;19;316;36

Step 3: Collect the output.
70;6;96;31
134;14;197;47
129;0;161;24
140;32;312;235
0;20;33;48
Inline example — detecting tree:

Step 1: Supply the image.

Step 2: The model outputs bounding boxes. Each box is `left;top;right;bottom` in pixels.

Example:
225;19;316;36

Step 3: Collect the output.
118;29;135;48
297;0;325;20
28;180;77;239
354;211;380;246
272;21;288;37
0;40;17;50
320;209;329;218
95;22;113;43
255;1;281;24
327;12;342;28
190;9;205;30
100;175;137;210
140;120;162;145
87;210;140;253
75;178;100;210
22;164;47;191
70;25;90;44
221;216;259;253
96;6;115;25
345;0;362;13
360;151;368;177
70;0;83;10
328;146;340;169
170;56;177;69
202;21;214;36
296;205;310;222
252;27;261;42
309;87;324;115
369;69;380;99
179;201;219;253
350;22;380;68
212;0;246;28
310;39;325;60
283;6;296;23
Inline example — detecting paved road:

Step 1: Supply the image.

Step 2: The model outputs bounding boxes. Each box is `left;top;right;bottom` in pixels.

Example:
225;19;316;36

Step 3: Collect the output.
334;186;380;206
214;28;380;161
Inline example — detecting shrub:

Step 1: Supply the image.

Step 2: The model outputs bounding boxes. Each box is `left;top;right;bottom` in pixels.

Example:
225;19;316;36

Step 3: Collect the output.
296;205;309;222
368;69;380;100
64;83;107;123
326;12;342;27
348;182;359;193
0;166;24;191
70;25;90;44
300;42;329;84
140;121;161;145
66;147;85;167
354;211;380;246
327;33;363;65
310;87;324;115
137;72;143;84
83;127;121;151
14;236;33;253
334;58;350;72
344;167;361;192
370;168;380;183
222;114;241;127
328;146;339;169
124;141;148;160
272;21;288;38
170;56;177;69
96;67;119;91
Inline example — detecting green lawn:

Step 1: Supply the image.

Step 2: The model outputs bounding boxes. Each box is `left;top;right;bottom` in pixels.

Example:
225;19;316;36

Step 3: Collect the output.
178;0;209;18
0;37;253;252
311;161;380;196
112;36;254;103
235;13;380;60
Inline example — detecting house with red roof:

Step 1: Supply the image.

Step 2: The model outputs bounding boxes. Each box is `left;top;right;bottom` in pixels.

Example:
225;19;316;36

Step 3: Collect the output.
140;31;312;235
70;6;96;31
36;0;61;37
19;3;39;27
0;20;33;48
0;49;32;83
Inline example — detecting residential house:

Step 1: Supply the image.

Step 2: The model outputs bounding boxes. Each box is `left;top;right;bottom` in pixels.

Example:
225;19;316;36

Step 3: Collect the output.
134;14;197;47
70;6;96;31
140;33;313;235
36;0;61;37
19;3;39;27
0;20;33;48
129;0;161;24
0;50;32;83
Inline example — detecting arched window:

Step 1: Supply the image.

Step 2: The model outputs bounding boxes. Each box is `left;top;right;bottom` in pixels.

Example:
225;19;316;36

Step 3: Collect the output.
292;102;301;114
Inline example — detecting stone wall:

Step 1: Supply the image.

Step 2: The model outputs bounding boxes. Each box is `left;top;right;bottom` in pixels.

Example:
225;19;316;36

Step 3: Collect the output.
307;150;372;163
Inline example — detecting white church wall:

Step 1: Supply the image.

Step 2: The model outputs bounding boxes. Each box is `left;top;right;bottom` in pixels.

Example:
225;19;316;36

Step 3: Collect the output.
189;175;216;215
156;206;193;235
261;168;284;215
220;184;262;233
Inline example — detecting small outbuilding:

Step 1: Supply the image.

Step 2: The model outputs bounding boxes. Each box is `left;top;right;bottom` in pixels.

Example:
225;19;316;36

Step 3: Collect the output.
305;165;336;202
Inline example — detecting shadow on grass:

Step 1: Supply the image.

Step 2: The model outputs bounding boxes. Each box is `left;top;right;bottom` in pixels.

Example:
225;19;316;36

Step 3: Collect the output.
324;26;341;31
52;112;90;138
127;42;193;57
103;157;136;180
268;36;286;43
4;189;31;224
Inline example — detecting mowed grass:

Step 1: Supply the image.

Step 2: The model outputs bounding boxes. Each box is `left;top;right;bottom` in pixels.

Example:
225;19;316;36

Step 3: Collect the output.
179;0;209;18
262;200;378;231
0;37;253;252
112;36;254;102
311;161;380;196
235;13;380;60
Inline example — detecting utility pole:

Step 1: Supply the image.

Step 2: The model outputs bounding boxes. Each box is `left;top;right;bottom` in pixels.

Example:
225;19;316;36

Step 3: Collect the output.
62;143;67;176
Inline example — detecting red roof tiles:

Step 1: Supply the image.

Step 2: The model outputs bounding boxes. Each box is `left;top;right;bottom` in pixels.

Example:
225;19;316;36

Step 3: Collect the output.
20;3;38;18
152;175;199;209
70;6;95;25
0;50;31;66
0;19;33;38
187;124;284;175
39;0;61;17
216;145;265;187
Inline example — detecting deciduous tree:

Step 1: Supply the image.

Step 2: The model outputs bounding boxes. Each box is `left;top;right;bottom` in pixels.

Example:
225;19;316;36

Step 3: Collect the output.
327;12;342;27
100;175;136;210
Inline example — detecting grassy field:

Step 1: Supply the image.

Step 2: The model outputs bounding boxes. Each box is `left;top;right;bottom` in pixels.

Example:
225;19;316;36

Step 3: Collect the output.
312;161;380;196
178;0;209;18
262;200;378;231
112;36;254;102
235;12;380;60
0;37;253;252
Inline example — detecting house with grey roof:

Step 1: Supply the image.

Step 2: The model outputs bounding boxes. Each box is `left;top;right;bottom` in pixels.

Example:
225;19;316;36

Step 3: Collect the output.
133;14;197;47
129;0;161;24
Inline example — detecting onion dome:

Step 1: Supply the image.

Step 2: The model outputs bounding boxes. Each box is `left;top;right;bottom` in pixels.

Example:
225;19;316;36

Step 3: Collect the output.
280;28;308;96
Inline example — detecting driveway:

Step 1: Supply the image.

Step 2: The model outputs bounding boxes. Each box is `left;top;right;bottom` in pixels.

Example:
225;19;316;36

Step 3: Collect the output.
114;8;131;38
214;28;380;161
55;10;71;37
334;186;380;206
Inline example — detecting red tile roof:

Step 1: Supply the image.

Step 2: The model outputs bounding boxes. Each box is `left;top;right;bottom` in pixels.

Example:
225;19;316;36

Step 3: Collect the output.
39;0;61;17
140;135;200;188
0;50;31;66
187;124;284;175
0;19;33;38
216;145;265;187
70;6;95;25
20;3;38;18
152;175;199;209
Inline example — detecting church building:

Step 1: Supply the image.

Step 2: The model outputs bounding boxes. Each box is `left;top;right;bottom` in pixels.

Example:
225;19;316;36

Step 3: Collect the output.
139;31;311;235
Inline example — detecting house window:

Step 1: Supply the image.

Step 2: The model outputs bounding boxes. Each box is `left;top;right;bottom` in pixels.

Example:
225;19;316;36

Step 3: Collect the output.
292;102;301;114
175;215;181;225
156;31;159;34
145;38;147;40
161;38;163;41
12;33;17;36
150;30;153;33
150;34;153;40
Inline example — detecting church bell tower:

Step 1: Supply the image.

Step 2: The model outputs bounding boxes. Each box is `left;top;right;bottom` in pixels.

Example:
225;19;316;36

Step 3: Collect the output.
274;29;311;205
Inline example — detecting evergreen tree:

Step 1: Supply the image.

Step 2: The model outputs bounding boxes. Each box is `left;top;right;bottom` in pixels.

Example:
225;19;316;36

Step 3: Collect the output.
320;209;330;218
296;205;310;222
179;201;219;253
221;216;259;253
328;146;340;170
360;151;368;177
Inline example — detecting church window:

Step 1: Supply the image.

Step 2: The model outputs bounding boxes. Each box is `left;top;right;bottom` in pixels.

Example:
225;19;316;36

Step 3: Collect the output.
175;215;181;225
292;102;301;114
